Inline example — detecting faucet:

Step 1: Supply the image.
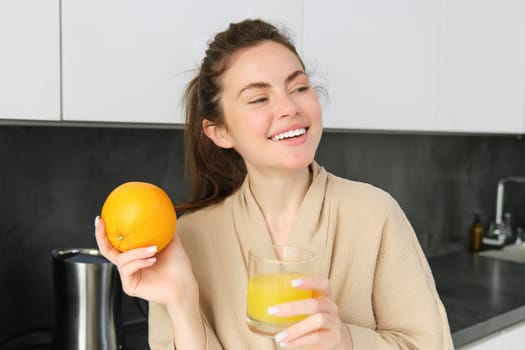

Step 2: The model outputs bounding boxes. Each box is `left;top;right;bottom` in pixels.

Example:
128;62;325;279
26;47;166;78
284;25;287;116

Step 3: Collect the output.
486;176;525;245
494;176;525;225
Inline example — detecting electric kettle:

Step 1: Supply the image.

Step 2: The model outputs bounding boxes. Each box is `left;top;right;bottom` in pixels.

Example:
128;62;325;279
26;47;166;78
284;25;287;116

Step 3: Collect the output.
52;248;123;350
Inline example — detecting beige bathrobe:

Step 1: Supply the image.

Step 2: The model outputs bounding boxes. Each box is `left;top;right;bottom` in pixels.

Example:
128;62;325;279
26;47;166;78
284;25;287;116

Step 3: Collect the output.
149;162;454;349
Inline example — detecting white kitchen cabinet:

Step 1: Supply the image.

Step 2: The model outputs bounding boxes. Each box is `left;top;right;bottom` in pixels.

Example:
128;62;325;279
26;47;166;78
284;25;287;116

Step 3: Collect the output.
458;320;525;350
458;333;503;350
303;0;525;134
0;0;60;121
437;0;525;134
502;320;525;348
61;0;303;124
4;0;524;133
302;0;441;131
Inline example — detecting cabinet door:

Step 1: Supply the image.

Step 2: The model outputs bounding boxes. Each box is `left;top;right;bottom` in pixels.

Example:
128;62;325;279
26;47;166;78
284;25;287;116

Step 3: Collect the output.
61;0;302;124
457;332;504;349
0;0;60;121
502;320;525;349
457;320;525;349
303;0;440;131
438;0;525;133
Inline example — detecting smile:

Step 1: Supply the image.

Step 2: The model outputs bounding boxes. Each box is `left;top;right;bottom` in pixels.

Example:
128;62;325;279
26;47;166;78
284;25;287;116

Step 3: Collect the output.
270;128;306;141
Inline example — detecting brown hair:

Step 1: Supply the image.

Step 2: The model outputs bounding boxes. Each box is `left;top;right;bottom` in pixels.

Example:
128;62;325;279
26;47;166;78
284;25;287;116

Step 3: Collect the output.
176;19;305;213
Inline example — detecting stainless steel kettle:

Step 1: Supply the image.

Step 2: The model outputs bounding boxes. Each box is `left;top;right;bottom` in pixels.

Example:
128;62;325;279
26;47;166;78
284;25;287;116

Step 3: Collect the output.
52;248;123;350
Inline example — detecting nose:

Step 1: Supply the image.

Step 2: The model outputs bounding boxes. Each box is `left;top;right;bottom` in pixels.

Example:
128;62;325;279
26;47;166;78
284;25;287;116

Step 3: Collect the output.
274;92;299;119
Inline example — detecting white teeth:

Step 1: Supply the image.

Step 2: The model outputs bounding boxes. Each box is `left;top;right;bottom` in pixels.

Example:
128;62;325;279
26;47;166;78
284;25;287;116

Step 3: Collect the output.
271;128;306;141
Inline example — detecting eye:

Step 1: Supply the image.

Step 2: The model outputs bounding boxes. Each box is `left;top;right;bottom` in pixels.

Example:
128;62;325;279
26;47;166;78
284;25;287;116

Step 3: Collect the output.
248;96;269;104
297;86;310;93
291;85;310;94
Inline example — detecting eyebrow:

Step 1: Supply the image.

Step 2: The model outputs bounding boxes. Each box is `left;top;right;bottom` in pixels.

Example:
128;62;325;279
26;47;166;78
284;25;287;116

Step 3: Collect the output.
237;70;307;98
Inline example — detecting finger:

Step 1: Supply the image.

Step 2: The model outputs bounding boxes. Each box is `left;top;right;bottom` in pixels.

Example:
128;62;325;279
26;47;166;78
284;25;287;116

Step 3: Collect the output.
117;257;157;285
115;246;158;266
94;216;119;264
270;297;338;318
275;313;341;347
292;276;331;298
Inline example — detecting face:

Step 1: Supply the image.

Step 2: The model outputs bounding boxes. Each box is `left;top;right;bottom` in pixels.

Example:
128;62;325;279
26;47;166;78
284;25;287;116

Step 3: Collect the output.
206;40;323;175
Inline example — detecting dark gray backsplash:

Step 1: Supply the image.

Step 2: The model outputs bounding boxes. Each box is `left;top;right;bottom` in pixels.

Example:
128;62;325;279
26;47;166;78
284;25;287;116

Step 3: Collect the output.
1;125;524;341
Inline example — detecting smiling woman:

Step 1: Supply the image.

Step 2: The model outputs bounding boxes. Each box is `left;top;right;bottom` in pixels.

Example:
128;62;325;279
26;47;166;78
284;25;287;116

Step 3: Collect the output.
94;18;455;350
203;40;323;176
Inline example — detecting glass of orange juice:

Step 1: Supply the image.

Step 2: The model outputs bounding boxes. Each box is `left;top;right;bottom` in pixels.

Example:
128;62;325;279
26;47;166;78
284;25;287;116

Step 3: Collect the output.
246;245;314;336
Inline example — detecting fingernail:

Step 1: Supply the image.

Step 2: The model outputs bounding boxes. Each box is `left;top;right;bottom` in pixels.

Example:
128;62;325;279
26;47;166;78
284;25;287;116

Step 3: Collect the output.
274;331;288;343
94;216;100;227
267;306;280;315
291;278;303;287
146;257;156;263
145;246;157;253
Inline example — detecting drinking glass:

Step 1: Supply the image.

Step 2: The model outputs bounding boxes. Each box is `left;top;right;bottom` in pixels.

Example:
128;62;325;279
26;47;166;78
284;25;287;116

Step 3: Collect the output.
246;245;314;336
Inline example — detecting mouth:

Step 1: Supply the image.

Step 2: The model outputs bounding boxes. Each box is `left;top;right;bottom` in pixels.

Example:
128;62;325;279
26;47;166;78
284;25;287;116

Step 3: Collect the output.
270;127;307;141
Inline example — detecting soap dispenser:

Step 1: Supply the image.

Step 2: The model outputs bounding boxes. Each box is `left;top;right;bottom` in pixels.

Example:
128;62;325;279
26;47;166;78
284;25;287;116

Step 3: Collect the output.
502;212;513;243
469;213;484;252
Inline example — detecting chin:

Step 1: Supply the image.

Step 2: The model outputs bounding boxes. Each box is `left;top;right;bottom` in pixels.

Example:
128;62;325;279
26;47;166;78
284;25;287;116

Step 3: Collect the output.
282;154;316;170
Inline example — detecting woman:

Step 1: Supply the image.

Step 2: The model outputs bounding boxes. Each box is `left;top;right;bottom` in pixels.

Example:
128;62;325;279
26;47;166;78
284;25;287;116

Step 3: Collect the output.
95;19;453;349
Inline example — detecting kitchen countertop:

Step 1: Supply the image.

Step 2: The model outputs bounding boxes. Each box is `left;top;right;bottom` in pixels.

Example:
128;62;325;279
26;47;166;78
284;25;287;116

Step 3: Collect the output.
429;251;525;348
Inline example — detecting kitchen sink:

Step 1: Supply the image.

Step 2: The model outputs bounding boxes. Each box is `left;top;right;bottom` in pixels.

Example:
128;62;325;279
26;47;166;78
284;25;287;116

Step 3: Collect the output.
479;243;525;264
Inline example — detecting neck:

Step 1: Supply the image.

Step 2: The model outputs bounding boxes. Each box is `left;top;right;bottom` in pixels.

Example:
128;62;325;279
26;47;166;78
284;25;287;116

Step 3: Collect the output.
246;165;312;245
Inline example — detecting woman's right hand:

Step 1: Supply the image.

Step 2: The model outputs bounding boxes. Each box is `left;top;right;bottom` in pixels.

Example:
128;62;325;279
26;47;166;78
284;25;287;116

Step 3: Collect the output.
94;216;198;307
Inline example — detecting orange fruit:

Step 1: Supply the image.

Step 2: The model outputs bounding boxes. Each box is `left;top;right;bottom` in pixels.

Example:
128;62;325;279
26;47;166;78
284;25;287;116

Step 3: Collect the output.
101;181;177;252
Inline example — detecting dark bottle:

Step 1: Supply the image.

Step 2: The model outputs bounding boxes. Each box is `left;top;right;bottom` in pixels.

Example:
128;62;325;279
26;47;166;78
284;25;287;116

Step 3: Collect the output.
469;213;484;252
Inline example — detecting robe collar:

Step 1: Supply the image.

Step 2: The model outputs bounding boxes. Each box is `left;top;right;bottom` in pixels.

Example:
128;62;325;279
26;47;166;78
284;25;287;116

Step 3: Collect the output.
232;161;332;276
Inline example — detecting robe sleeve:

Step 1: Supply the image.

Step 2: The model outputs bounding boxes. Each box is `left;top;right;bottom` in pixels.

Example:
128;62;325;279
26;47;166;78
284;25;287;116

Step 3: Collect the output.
148;301;224;350
344;196;454;349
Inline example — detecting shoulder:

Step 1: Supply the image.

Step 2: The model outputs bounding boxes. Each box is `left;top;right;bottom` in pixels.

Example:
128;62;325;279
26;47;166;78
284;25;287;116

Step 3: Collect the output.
175;194;237;245
178;204;219;226
324;170;397;210
177;201;225;235
323;170;415;242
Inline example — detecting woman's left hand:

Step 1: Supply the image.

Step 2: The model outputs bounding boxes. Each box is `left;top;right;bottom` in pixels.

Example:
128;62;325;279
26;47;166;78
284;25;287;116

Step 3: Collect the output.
270;276;351;350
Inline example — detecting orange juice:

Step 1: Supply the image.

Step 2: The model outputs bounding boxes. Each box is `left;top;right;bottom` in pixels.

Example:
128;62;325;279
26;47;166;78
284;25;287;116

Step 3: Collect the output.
246;272;312;334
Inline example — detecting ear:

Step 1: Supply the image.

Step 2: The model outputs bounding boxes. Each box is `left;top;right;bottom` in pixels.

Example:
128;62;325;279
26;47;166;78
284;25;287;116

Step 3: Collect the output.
202;119;234;149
